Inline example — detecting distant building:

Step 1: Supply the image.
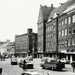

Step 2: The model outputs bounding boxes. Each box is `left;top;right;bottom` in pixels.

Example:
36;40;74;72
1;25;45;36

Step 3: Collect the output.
15;28;38;58
0;40;15;56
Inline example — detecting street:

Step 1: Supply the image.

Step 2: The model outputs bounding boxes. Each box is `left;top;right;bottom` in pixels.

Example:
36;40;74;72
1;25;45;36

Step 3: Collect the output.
0;58;75;75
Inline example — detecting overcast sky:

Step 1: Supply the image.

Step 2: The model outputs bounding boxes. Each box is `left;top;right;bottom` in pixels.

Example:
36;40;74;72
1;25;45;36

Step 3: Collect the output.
0;0;67;42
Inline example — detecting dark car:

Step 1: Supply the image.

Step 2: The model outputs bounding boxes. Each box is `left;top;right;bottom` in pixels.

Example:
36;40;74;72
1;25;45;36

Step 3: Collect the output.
19;59;34;69
41;57;65;71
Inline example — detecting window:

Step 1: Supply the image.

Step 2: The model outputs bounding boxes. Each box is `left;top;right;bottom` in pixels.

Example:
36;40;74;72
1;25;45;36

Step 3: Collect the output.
64;40;67;46
68;17;71;24
62;30;64;36
65;19;67;24
72;15;75;23
48;27;49;32
59;21;61;26
62;20;64;25
72;27;75;34
68;29;71;35
68;39;71;46
59;31;61;37
54;27;55;31
72;38;75;46
65;29;67;36
62;41;64;47
58;40;61;47
50;26;51;31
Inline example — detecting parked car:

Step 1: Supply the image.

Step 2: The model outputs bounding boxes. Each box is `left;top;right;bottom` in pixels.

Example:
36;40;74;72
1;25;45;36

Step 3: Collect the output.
11;57;18;65
25;56;33;61
41;57;65;71
21;71;49;75
41;57;49;62
60;58;70;64
40;57;50;67
19;59;34;69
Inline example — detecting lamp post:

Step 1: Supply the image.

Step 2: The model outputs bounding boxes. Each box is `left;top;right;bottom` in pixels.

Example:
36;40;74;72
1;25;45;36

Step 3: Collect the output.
32;36;35;58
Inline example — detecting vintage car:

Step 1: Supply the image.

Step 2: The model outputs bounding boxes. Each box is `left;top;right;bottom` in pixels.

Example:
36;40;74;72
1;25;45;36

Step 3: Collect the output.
60;58;70;64
11;56;18;65
40;57;50;67
19;59;34;69
41;57;65;71
21;71;49;75
25;56;33;61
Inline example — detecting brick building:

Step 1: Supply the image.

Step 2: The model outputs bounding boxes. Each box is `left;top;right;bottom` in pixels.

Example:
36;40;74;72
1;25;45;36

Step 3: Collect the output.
37;0;75;61
37;4;55;58
15;28;38;58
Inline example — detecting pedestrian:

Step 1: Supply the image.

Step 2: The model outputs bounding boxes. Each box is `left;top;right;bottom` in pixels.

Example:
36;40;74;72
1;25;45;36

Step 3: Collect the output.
23;59;27;71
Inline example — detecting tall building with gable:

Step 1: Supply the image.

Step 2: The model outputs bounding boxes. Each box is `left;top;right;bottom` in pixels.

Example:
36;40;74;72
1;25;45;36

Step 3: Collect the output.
37;0;75;61
37;4;55;58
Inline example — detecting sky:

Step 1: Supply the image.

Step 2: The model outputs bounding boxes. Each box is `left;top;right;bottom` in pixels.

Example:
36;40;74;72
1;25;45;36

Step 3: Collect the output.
0;0;68;42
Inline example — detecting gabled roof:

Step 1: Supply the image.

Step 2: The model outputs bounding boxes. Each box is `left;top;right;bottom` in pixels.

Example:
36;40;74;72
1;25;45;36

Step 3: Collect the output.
41;5;55;20
48;0;75;20
37;5;56;23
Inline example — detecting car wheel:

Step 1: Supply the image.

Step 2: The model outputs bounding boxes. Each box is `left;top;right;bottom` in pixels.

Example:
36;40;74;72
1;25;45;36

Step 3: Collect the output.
42;66;45;69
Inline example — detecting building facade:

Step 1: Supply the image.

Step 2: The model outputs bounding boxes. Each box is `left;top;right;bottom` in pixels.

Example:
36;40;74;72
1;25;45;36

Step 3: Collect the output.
37;0;75;61
37;4;55;58
15;28;37;58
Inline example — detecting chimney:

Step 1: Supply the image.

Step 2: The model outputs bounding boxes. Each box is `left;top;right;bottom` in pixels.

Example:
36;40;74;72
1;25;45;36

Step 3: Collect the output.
51;4;53;8
27;28;32;34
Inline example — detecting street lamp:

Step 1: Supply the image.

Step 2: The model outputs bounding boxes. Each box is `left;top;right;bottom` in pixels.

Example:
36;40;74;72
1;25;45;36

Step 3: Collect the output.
32;36;35;58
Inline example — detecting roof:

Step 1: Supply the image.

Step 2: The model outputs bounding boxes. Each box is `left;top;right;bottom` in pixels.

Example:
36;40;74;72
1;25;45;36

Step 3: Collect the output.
48;0;75;20
41;5;55;20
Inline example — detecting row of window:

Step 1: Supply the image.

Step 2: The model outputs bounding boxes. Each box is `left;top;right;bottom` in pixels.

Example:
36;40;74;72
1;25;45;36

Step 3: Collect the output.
46;25;55;32
58;15;75;27
59;27;75;37
46;33;55;38
38;29;43;35
38;36;43;42
38;23;43;29
59;38;75;47
46;42;55;48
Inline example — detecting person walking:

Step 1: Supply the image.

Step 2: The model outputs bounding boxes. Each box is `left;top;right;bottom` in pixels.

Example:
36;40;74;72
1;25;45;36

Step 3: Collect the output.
23;59;27;71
